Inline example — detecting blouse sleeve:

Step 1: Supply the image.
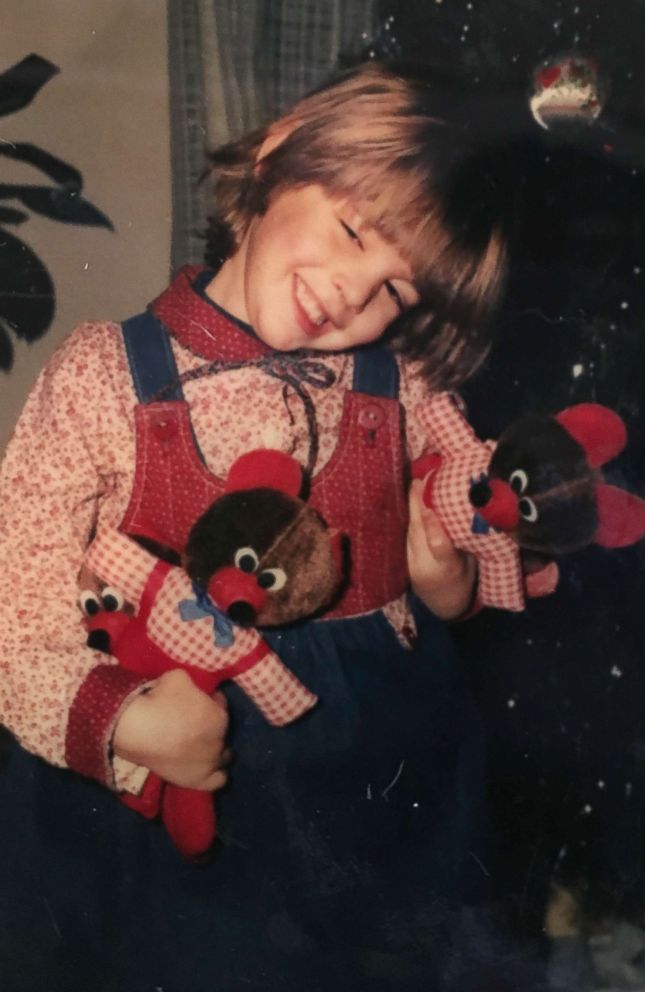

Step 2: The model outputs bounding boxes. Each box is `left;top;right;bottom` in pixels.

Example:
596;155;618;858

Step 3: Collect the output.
0;324;150;788
398;359;475;460
397;357;441;461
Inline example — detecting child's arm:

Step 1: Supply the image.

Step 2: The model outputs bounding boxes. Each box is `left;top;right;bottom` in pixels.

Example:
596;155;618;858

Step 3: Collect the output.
407;479;477;619
0;326;151;785
400;371;477;618
0;324;228;791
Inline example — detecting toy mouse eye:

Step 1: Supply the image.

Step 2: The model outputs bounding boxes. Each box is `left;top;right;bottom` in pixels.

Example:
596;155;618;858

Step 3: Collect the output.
518;497;539;522
79;590;101;617
101;587;124;612
257;568;287;591
234;547;259;573
509;469;529;494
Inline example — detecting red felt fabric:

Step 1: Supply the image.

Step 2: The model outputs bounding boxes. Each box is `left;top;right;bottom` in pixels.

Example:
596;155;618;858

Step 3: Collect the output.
595;483;645;548
555;403;627;469
225;449;302;497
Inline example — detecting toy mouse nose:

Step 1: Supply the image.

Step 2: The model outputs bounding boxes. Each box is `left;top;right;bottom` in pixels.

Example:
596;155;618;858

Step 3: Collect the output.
227;601;257;627
471;478;520;531
207;567;268;620
87;629;111;653
469;479;492;508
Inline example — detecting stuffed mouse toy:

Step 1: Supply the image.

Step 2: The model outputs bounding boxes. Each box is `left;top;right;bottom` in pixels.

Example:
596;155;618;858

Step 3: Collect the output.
80;449;344;859
413;394;645;612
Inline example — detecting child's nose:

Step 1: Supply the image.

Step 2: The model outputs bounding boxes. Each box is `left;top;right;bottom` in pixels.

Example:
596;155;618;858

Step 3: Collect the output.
334;263;379;314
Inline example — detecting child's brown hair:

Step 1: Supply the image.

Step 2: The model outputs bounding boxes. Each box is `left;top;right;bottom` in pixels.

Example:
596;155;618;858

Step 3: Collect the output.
206;62;511;389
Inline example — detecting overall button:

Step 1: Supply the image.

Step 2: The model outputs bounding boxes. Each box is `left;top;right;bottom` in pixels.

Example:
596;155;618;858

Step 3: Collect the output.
154;419;177;442
358;404;385;431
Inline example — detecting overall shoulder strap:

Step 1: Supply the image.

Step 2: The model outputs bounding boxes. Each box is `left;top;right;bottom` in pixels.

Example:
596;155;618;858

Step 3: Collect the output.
121;310;183;403
351;342;399;399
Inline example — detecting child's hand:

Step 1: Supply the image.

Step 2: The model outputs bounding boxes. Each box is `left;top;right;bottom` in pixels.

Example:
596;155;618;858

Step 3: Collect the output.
113;670;230;791
407;479;477;620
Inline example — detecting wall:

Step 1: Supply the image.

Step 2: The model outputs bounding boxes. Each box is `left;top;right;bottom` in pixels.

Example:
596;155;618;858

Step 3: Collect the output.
1;2;172;449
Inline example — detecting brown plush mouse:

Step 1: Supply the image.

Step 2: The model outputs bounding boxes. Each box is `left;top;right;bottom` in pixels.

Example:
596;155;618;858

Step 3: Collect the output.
413;395;645;612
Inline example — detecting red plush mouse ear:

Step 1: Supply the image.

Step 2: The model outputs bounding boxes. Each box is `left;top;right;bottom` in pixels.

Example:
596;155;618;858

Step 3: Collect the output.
225;449;302;498
555;404;627;469
594;483;645;548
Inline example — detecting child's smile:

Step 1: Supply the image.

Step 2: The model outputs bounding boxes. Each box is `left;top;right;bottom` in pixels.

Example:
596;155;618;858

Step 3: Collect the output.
293;274;329;338
206;184;419;352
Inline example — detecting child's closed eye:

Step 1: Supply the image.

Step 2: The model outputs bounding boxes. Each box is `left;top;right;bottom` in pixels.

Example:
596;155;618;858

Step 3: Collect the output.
384;282;404;311
340;212;411;312
340;219;363;249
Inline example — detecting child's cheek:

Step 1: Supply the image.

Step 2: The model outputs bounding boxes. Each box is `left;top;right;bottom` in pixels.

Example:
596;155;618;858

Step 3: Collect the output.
287;228;325;263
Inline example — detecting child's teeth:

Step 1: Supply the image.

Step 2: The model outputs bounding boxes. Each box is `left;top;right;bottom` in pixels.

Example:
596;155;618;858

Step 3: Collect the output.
296;278;325;325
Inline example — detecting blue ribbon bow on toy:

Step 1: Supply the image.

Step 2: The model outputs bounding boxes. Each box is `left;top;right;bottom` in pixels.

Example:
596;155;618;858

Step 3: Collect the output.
178;582;235;647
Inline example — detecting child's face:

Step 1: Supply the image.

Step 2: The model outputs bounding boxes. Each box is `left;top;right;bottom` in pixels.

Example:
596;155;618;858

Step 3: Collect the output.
208;184;419;352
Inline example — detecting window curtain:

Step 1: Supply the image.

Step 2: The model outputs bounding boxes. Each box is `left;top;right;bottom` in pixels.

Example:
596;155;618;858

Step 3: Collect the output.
167;0;377;268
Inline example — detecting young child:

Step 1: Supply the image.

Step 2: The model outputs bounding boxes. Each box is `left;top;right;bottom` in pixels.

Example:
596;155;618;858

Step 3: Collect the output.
0;64;508;991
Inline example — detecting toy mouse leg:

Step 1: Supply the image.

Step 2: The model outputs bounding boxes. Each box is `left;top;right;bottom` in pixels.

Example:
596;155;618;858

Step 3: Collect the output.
161;784;217;860
120;772;163;820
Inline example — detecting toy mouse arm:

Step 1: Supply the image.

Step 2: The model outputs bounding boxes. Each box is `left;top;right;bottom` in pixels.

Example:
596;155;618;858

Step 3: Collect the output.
229;646;317;726
84;528;158;607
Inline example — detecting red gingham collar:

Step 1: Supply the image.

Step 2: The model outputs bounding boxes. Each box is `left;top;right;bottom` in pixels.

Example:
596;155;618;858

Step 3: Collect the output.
150;264;271;362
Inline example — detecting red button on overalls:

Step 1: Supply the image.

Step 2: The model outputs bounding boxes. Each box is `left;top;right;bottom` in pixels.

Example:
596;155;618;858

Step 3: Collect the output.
357;404;385;431
153;419;177;443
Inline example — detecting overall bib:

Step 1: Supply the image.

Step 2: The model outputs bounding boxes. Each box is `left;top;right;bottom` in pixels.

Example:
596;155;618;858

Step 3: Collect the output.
0;274;490;992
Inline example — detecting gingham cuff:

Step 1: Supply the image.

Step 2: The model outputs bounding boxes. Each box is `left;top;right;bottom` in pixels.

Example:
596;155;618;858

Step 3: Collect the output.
65;664;152;788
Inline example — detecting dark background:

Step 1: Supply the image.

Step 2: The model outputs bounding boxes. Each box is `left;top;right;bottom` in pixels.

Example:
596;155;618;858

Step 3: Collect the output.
374;0;645;932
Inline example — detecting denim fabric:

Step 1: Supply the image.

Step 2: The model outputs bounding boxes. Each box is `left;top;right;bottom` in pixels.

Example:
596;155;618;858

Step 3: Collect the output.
0;599;491;992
